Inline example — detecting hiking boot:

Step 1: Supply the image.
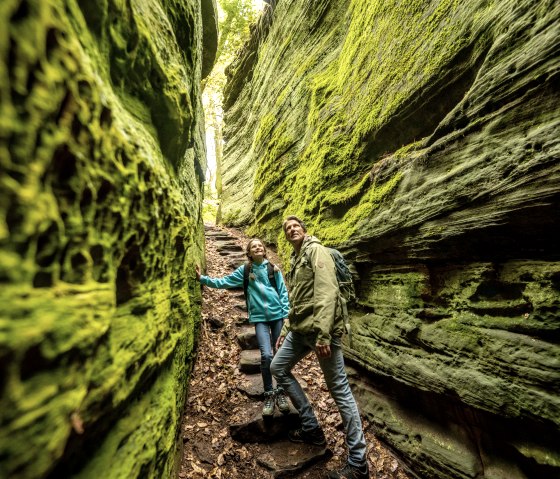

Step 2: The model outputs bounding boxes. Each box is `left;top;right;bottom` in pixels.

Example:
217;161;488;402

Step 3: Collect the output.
328;462;370;479
288;427;326;446
262;391;275;417
275;387;290;414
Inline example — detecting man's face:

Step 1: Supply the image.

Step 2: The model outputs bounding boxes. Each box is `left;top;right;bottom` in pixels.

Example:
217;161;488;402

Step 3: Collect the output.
284;220;305;247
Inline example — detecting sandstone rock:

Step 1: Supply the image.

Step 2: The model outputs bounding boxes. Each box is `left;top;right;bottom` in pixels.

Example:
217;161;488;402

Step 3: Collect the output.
257;441;333;478
230;410;301;443
239;349;262;374
234;301;248;313
207;316;225;330
221;0;560;477
237;325;258;350
215;240;243;254
237;373;265;399
0;0;217;477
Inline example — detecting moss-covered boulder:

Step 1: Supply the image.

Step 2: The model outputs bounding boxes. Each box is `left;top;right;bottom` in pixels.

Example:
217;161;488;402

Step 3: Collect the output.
222;1;560;478
0;0;216;477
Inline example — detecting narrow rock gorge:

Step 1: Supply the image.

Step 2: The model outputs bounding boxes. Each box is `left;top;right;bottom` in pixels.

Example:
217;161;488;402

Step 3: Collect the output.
0;0;216;477
221;1;560;478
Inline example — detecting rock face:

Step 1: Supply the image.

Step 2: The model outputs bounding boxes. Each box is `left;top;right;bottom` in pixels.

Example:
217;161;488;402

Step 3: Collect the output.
222;1;560;478
0;0;216;477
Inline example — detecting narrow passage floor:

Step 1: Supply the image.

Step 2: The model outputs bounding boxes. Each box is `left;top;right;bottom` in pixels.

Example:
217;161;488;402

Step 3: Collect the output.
179;225;412;479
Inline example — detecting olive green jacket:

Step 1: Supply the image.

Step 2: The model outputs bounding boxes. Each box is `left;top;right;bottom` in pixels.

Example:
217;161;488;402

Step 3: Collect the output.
281;236;344;345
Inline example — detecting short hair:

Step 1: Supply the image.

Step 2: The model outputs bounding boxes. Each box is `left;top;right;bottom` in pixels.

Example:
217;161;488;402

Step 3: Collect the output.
282;215;307;233
245;238;267;260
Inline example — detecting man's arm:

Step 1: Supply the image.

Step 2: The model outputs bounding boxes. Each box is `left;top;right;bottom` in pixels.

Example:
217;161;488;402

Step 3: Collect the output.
308;244;338;355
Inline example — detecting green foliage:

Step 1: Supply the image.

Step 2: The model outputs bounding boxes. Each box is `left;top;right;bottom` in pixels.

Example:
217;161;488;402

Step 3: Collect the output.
217;0;257;63
205;0;257;97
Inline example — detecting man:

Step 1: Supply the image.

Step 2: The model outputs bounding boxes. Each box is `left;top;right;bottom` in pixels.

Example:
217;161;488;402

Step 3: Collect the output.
270;216;369;479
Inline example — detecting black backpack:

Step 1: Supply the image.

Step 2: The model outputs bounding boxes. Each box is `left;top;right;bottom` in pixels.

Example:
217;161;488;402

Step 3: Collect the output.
327;247;356;305
326;248;356;342
242;262;279;310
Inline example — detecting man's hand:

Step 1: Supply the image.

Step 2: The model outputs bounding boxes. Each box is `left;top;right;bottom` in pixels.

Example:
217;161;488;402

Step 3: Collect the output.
195;265;201;281
276;335;285;349
315;343;331;358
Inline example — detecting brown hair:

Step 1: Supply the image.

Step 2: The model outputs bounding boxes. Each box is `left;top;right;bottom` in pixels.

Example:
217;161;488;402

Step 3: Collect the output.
282;215;307;233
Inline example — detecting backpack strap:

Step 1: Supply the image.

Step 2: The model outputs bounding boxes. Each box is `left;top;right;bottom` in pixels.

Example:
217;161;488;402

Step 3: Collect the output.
243;262;251;310
302;246;353;344
267;262;279;293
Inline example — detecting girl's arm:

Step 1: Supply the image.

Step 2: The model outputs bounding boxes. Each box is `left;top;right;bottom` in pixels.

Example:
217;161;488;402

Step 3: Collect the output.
199;265;245;289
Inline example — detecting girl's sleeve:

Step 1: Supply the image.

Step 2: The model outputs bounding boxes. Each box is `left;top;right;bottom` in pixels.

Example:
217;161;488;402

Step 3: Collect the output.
200;265;244;289
275;270;290;318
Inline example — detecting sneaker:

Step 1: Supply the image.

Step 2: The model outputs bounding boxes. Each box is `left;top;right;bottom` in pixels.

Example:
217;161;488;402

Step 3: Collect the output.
328;462;370;479
288;427;326;446
275;387;290;414
262;391;275;416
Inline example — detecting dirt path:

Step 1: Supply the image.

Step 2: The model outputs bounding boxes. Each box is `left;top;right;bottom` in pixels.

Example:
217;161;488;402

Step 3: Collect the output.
179;225;413;479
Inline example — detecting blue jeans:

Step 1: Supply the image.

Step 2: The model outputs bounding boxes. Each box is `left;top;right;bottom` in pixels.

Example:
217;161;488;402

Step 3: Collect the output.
255;319;284;392
270;331;367;467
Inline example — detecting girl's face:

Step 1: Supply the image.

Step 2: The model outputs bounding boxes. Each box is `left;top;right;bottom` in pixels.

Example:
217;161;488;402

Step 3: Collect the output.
248;240;265;261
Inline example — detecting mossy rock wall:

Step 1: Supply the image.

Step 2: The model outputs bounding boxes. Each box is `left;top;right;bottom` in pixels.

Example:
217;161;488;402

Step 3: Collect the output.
222;1;560;478
0;0;217;477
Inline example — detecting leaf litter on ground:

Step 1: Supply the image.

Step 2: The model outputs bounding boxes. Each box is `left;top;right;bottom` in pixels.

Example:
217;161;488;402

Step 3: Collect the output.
179;225;413;479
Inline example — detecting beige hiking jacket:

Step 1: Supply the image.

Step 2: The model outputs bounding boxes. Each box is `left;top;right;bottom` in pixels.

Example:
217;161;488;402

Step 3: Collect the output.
281;236;344;345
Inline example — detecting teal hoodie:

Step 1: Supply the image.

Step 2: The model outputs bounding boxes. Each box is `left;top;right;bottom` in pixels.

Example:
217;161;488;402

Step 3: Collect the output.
200;260;289;323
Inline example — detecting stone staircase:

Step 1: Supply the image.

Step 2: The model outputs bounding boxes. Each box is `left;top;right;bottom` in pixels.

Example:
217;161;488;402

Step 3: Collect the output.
203;225;332;477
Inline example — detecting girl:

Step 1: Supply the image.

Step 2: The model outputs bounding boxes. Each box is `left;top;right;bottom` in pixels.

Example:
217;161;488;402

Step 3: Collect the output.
196;238;291;417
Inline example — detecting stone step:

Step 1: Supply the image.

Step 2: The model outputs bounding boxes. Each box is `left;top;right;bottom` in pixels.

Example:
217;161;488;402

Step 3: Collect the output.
232;291;246;301
204;231;230;239
237;373;264;399
205;231;232;240
239;349;261;374
229;406;300;443
228;258;246;270
223;252;246;264
237;325;258;350
257;441;332;478
221;251;245;259
229;408;332;477
215;241;243;253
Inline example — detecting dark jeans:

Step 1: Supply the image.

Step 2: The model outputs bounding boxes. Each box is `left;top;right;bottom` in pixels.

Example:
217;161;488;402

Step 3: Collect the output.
255;319;284;392
271;332;367;467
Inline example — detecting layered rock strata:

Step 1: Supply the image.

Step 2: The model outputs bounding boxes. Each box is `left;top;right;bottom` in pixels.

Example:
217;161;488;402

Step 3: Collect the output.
222;1;560;478
0;0;216;477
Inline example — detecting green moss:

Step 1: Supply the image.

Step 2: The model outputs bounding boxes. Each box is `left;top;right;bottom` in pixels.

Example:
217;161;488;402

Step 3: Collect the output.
253;125;293;201
254;113;276;146
230;0;488;244
1;0;208;476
